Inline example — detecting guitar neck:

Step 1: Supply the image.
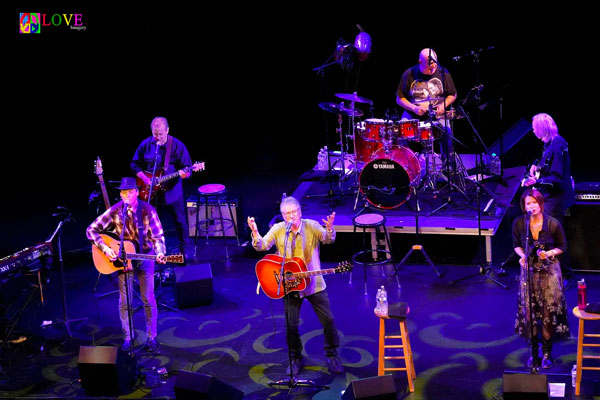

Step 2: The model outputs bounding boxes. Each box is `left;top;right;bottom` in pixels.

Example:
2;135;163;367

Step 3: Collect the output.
293;267;338;279
98;174;111;210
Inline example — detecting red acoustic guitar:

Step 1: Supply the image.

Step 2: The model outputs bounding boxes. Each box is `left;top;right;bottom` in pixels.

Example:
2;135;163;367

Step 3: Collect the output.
255;254;353;299
137;161;205;201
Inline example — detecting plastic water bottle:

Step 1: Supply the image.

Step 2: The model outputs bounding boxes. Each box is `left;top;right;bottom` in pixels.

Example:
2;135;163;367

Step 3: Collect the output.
374;288;382;314
572;364;577;387
491;153;501;175
380;285;388;315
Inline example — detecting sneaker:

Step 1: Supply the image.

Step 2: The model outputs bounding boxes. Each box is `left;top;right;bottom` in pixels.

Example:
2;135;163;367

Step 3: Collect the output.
286;357;305;376
542;353;553;369
144;338;159;352
327;355;344;374
526;356;541;369
122;339;132;352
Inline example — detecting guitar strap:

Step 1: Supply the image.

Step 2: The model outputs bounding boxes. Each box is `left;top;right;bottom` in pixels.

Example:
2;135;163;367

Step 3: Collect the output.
136;203;145;254
163;136;173;171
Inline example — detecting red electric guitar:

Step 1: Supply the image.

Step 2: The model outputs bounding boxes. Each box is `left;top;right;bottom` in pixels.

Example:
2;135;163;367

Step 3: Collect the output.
137;161;205;201
255;254;353;299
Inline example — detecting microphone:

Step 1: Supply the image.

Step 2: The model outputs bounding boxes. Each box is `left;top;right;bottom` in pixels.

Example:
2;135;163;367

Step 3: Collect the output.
285;221;293;233
526;210;533;218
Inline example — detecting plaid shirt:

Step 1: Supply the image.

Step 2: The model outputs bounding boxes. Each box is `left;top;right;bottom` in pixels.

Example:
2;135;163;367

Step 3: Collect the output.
86;200;166;255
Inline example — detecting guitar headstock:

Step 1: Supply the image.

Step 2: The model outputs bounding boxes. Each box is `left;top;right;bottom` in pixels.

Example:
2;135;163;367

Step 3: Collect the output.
167;254;185;264
335;261;353;273
191;161;206;172
94;157;103;176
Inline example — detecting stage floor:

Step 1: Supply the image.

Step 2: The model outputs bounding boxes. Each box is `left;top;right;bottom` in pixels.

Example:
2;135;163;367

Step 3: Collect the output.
287;159;525;264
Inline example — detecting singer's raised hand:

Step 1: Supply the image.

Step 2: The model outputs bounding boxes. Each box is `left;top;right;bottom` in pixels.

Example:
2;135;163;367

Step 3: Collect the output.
247;216;258;235
323;212;336;231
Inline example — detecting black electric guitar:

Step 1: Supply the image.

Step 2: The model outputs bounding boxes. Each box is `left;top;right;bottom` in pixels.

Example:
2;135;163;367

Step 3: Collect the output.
255;254;353;299
92;233;184;274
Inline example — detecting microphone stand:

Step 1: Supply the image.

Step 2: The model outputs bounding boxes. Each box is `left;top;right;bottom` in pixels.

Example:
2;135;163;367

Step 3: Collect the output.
44;210;87;337
268;223;329;393
120;203;136;350
522;215;540;371
395;187;441;278
147;141;161;204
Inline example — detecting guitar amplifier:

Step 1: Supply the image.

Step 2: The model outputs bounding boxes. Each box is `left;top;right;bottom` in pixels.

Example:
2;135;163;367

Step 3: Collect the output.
186;197;238;237
574;181;600;203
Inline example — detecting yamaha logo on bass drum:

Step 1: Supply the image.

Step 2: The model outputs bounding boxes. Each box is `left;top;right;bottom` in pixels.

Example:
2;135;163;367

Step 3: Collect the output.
373;163;395;170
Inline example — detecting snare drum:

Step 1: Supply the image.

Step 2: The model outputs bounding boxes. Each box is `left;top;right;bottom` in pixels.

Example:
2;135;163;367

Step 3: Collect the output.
397;119;419;140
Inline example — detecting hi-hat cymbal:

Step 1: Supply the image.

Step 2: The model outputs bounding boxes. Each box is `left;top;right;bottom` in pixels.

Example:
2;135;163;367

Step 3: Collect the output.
318;102;364;117
334;92;373;104
414;96;444;103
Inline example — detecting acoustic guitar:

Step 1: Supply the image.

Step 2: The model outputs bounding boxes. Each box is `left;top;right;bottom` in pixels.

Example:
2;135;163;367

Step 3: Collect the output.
137;161;205;201
92;233;184;274
255;254;353;299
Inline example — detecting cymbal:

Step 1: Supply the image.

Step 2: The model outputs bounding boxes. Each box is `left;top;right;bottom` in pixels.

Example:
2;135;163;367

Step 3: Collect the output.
414;97;444;104
318;102;364;117
334;92;373;104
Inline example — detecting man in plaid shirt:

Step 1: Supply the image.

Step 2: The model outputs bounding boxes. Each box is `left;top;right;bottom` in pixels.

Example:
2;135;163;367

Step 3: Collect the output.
87;177;166;352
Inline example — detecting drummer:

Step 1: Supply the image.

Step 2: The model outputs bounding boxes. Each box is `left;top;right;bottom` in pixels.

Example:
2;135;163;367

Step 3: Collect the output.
396;48;457;164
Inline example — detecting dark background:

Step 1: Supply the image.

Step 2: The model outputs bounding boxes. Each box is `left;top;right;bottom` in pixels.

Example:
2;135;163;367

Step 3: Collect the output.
2;4;597;256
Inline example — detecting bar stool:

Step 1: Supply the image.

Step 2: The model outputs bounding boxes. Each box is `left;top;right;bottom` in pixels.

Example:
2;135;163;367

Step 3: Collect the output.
572;306;600;396
195;184;239;258
349;213;398;295
377;303;415;392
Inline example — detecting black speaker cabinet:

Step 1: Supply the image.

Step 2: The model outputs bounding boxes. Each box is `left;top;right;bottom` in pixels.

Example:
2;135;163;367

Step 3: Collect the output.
174;370;243;399
77;345;137;396
502;372;548;399
341;374;396;399
186;198;238;237
174;263;213;308
565;202;600;270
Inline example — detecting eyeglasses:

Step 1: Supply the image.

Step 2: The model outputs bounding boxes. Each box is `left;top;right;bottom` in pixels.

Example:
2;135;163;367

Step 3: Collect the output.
282;208;300;217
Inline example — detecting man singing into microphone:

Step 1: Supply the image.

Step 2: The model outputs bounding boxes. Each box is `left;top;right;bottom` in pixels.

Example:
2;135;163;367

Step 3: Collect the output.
247;196;343;376
86;177;167;352
396;48;458;164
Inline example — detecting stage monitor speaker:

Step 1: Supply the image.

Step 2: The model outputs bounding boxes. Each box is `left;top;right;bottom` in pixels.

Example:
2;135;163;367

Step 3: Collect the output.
174;263;213;308
186;198;238;237
502;372;548;399
565;202;600;270
77;345;137;396
174;370;243;399
341;374;396;399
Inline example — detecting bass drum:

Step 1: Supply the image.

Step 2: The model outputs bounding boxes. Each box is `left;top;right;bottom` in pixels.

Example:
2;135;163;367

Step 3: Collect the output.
359;146;421;209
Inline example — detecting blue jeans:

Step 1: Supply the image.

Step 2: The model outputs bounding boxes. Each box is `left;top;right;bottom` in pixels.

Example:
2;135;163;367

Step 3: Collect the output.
284;289;340;358
118;258;157;340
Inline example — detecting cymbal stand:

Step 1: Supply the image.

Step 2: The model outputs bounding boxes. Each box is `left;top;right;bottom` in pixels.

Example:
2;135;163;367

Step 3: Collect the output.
449;144;506;288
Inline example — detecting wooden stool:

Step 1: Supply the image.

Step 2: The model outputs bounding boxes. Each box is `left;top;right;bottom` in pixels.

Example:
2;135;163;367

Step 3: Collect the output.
350;213;398;295
195;184;239;258
377;307;416;392
573;306;600;396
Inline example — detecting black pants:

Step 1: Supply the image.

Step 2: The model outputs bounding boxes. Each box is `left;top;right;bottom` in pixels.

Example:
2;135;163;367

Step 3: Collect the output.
284;289;340;359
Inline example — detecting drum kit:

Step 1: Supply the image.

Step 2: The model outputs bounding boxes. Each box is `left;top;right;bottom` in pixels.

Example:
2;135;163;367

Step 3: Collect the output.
319;92;465;210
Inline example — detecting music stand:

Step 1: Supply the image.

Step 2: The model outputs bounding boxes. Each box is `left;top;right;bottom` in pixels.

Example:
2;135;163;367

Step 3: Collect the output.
44;209;87;337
